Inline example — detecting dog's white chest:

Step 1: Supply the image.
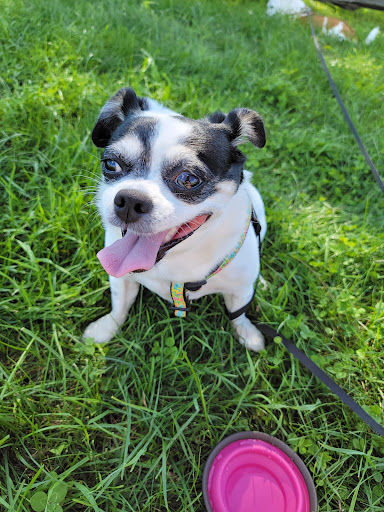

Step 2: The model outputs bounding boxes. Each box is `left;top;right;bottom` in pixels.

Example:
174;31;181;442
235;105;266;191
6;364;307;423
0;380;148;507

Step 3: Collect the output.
131;219;262;307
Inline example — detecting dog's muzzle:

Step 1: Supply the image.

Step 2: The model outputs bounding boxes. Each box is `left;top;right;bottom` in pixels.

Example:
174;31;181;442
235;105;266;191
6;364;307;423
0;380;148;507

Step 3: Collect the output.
97;212;211;278
114;189;153;224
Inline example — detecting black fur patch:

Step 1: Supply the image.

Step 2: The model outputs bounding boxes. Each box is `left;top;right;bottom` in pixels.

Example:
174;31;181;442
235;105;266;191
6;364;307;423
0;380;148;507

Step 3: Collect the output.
223;108;266;148
193;123;232;178
92;115;123;148
92;88;149;148
108;116;158;177
206;111;226;123
159;118;245;204
120;88;141;115
186;119;248;184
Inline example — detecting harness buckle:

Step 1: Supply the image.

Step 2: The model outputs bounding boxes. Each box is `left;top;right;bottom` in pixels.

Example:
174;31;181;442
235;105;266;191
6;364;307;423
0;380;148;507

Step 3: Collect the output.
169;305;191;318
169;305;191;312
252;216;262;236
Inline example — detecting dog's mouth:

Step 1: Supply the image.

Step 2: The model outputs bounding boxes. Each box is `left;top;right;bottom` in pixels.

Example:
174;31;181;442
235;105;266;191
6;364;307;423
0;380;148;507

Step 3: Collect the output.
97;214;211;278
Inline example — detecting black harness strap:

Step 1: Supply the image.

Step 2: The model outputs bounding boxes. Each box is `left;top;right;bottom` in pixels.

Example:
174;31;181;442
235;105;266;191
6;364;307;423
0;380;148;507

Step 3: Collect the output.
228;289;256;321
185;280;207;292
226;213;262;321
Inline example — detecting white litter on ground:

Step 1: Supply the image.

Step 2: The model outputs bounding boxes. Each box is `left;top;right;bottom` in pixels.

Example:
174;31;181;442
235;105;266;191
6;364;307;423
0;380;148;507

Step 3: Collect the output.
365;26;380;44
266;0;307;16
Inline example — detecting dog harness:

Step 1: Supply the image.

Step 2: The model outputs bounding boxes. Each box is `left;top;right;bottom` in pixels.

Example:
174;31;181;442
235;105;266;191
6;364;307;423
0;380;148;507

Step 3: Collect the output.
170;203;262;319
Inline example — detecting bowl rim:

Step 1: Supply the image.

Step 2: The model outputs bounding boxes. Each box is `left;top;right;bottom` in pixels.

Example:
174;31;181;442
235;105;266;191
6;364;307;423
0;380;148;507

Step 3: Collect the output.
202;431;318;512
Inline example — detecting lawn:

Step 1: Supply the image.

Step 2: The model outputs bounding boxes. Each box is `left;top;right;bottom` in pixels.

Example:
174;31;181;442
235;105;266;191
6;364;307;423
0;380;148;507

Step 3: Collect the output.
1;0;384;510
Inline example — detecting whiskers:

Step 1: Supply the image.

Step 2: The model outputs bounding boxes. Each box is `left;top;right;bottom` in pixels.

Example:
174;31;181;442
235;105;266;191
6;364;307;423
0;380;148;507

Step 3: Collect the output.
74;167;103;217
74;170;102;184
78;188;96;196
75;171;101;216
82;149;101;162
80;195;99;217
88;209;101;221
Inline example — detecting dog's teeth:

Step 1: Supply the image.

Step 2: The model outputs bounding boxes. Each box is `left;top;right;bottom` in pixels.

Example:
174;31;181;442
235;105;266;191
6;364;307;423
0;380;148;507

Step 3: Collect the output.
164;227;178;243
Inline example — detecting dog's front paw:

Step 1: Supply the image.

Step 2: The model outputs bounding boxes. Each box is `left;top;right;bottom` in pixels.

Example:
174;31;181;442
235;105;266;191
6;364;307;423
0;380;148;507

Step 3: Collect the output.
231;316;265;352
83;314;120;344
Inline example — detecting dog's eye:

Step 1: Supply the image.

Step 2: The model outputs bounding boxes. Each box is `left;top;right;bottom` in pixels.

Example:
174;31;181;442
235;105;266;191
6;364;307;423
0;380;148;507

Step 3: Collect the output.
174;172;201;189
102;159;122;174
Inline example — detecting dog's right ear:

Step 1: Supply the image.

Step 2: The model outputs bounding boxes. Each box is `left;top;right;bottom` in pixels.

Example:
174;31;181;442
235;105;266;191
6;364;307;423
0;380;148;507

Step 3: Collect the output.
92;88;148;148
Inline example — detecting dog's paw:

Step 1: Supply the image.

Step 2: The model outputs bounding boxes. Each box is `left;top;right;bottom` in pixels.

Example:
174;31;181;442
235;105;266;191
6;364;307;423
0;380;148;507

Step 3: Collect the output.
231;316;265;352
83;314;120;344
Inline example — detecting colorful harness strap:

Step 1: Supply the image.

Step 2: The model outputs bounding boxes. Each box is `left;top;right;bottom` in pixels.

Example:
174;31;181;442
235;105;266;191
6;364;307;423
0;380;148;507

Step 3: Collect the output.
170;203;254;317
169;282;191;318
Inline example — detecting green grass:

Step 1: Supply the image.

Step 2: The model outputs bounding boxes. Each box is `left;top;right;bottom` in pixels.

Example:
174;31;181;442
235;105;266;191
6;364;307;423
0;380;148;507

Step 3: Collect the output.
1;0;384;510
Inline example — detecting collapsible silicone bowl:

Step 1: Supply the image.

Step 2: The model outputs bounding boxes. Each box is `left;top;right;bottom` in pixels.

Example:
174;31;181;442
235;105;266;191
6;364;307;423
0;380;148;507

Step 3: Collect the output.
202;432;317;512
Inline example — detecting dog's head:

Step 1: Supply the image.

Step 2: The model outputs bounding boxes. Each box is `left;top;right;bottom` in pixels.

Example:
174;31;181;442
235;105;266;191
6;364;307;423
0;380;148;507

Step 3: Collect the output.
92;87;265;277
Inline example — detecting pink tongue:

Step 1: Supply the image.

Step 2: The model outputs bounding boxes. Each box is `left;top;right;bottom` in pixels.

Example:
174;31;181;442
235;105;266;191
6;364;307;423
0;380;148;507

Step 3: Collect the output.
97;230;168;278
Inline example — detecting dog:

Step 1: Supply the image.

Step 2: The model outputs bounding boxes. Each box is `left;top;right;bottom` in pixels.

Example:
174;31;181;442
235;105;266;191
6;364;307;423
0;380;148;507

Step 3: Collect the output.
302;16;380;45
299;12;357;41
83;88;267;351
266;0;380;44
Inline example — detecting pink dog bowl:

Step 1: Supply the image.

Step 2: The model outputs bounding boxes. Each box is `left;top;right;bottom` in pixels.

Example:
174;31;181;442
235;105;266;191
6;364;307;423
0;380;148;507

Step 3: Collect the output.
202;432;317;512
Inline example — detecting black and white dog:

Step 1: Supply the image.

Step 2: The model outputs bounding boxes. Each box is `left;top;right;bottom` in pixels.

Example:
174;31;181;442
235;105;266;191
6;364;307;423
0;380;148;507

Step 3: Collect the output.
83;88;267;351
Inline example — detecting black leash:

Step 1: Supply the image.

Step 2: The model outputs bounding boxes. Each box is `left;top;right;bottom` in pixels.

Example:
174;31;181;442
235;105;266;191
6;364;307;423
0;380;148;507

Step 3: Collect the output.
308;13;384;196
262;13;384;438
256;323;384;438
221;216;384;437
225;211;384;436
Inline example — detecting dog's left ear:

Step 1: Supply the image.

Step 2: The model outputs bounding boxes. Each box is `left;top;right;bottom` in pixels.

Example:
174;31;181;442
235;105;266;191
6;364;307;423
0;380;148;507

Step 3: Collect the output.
92;87;148;148
224;108;266;148
209;108;266;148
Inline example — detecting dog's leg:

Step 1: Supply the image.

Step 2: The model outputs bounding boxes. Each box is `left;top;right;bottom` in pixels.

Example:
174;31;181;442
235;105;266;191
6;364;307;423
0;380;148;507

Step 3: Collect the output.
223;287;265;352
83;277;140;343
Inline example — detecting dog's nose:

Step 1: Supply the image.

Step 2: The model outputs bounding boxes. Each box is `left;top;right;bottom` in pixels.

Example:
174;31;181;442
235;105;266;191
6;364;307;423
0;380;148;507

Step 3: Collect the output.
114;190;153;223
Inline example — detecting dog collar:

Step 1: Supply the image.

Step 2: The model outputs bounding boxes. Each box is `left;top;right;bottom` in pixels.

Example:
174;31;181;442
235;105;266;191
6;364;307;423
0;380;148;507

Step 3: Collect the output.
170;203;257;318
